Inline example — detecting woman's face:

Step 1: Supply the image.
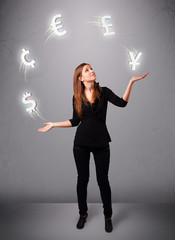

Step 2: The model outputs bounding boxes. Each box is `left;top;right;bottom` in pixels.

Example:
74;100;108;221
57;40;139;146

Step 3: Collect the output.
79;64;96;82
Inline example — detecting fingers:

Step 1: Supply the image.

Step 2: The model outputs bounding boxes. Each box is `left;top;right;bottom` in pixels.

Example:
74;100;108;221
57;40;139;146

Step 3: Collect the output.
37;122;50;132
38;129;46;132
38;128;44;132
136;75;143;79
140;72;148;79
37;127;47;132
143;72;149;77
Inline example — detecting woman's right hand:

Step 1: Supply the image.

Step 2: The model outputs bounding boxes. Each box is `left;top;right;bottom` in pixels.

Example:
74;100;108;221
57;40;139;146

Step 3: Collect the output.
37;122;54;132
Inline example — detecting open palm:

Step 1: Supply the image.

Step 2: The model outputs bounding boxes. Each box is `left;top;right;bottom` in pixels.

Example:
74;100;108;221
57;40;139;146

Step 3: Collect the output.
131;72;149;82
37;122;53;132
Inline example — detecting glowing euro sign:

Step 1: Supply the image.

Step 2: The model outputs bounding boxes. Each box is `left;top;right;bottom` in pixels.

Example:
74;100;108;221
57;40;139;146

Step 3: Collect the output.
50;14;67;36
101;16;115;36
22;92;37;113
129;52;142;70
21;48;35;68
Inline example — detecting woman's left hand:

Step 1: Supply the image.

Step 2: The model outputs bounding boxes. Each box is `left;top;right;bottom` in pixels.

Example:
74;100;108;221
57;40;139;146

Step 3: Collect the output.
131;72;149;83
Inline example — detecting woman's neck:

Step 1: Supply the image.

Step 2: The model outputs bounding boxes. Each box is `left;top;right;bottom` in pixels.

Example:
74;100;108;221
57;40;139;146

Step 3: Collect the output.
83;81;95;92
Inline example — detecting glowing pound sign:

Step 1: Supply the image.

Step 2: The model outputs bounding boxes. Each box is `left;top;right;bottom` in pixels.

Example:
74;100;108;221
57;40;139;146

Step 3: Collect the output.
129;52;142;70
50;14;67;36
101;16;115;36
21;48;35;68
22;92;37;113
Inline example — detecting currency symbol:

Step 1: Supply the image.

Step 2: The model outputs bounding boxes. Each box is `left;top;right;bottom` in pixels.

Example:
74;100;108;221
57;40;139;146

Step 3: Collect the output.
22;92;37;113
21;48;35;68
129;52;142;70
50;14;67;36
101;16;115;36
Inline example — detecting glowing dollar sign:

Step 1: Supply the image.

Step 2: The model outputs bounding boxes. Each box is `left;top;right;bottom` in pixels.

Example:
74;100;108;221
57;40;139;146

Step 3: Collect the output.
101;16;115;36
21;48;35;68
22;92;37;113
50;14;67;36
129;52;142;70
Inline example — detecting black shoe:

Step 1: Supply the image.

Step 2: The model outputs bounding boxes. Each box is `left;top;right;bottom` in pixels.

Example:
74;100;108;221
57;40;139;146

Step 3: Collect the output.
76;214;88;229
105;218;113;232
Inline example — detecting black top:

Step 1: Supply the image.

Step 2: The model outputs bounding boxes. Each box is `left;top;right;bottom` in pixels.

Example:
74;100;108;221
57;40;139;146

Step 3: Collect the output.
69;86;128;147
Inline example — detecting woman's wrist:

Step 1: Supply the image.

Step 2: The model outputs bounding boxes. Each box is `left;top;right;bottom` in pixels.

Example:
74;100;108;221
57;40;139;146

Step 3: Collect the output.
51;122;56;127
130;79;134;85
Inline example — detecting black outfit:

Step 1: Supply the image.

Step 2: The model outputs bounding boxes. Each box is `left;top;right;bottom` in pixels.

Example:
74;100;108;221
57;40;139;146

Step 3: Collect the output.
69;86;128;147
69;86;128;219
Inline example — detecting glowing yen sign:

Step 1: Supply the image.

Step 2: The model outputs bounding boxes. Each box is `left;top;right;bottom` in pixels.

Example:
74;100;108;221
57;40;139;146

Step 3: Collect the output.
129;52;142;70
50;14;67;36
101;16;115;36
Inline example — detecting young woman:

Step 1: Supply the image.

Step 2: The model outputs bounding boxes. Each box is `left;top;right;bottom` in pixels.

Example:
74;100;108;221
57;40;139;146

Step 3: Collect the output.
38;63;149;232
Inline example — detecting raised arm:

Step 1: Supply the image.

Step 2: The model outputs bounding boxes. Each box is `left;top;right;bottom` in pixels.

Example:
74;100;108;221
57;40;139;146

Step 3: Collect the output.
122;72;149;102
105;87;128;107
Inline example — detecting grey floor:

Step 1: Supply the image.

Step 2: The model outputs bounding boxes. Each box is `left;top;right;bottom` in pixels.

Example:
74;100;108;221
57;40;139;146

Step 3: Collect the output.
1;203;175;240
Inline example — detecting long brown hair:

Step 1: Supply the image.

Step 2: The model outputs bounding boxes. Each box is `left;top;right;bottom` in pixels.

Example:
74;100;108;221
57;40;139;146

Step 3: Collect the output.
73;63;103;118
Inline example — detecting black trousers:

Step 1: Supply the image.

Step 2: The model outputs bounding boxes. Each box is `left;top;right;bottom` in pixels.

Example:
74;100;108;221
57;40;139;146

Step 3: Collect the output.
73;143;113;219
